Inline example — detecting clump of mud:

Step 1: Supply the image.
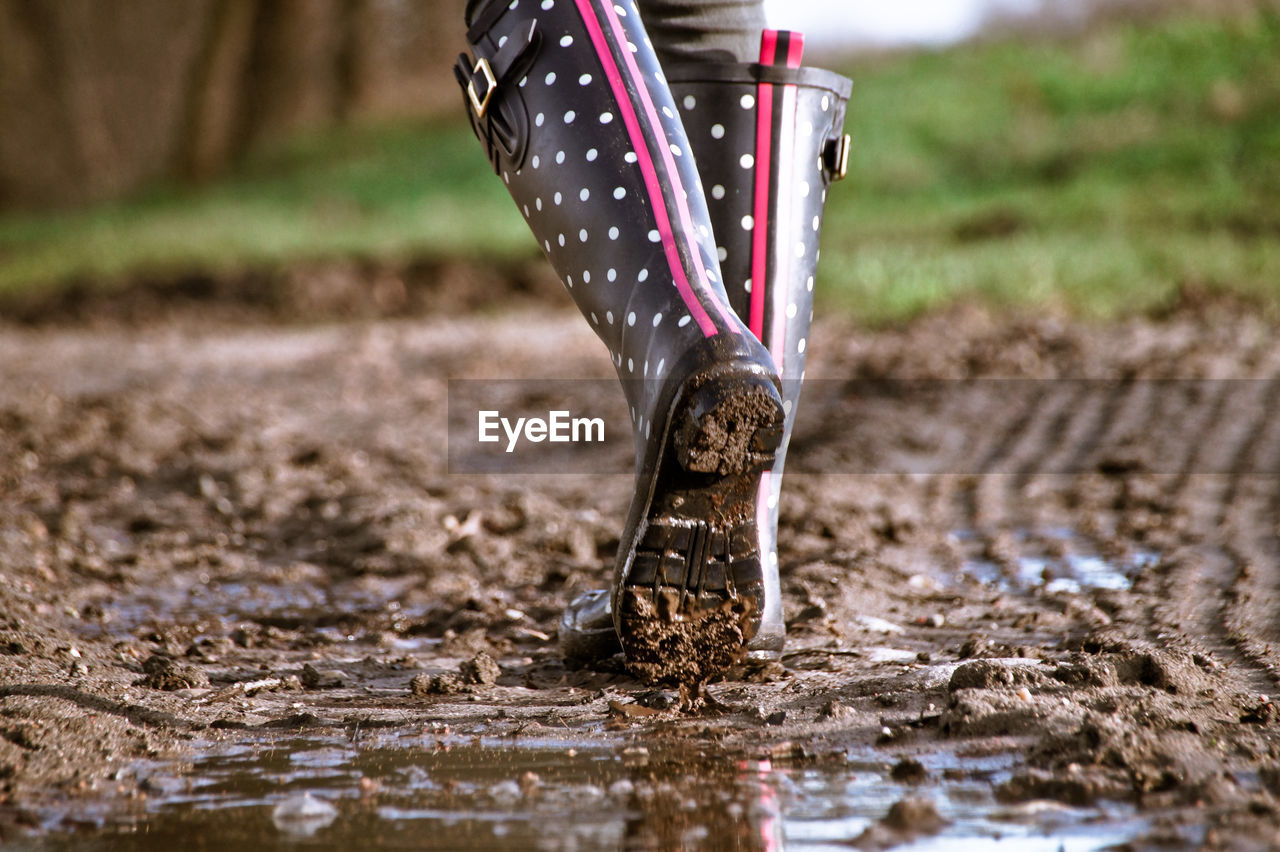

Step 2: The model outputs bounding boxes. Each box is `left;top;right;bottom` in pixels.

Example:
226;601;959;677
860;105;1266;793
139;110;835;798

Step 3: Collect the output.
675;385;781;476
854;796;950;849
136;654;209;691
618;589;752;687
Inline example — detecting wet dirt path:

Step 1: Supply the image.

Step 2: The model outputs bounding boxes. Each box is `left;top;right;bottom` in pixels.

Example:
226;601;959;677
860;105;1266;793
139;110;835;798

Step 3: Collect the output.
1;299;1278;849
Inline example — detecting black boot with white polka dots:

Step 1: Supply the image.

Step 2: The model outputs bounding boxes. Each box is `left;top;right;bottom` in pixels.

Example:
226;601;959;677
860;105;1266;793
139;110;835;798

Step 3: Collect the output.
458;0;787;684
667;31;852;658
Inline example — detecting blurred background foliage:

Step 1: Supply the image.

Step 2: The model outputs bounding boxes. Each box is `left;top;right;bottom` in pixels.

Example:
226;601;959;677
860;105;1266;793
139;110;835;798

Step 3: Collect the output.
0;0;1277;324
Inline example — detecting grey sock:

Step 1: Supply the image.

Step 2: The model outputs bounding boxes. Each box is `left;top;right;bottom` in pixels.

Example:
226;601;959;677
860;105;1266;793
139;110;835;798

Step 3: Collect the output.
634;0;765;66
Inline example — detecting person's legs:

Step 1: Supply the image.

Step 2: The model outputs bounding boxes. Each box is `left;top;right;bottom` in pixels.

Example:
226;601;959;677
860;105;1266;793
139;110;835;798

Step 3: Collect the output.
457;0;785;685
667;34;852;653
558;4;851;664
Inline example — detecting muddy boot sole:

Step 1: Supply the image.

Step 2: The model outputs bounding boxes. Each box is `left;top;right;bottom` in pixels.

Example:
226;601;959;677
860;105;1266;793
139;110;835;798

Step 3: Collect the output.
617;370;784;685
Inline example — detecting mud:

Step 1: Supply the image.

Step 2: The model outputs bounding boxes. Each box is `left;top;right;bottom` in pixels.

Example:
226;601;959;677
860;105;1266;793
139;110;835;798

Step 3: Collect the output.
2;287;1280;848
617;589;752;688
676;382;781;476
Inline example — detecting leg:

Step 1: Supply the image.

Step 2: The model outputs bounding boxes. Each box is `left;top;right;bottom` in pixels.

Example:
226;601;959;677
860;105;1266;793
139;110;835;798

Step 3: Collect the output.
457;0;784;685
554;5;852;669
668;33;852;654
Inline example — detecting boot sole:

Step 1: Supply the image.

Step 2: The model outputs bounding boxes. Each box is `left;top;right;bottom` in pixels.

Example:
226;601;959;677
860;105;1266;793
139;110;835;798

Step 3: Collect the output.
617;367;784;685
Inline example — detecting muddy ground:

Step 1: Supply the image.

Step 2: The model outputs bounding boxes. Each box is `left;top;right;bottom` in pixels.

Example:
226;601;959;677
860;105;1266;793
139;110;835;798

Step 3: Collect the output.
1;274;1279;849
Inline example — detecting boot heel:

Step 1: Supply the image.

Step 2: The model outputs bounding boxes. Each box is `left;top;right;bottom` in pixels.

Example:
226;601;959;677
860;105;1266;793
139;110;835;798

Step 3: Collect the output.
674;373;784;477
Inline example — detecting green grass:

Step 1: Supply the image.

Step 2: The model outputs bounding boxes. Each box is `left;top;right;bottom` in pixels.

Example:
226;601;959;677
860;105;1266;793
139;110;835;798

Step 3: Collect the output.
0;121;533;294
2;7;1278;323
824;6;1280;322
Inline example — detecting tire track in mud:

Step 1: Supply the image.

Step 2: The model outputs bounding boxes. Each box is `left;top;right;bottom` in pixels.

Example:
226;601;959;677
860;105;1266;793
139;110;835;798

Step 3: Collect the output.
1219;378;1280;511
938;365;1280;695
1167;380;1236;523
1143;376;1280;693
1012;381;1100;488
956;383;1053;534
1045;375;1163;540
1006;380;1125;542
1217;375;1280;688
956;381;1096;587
1058;378;1141;475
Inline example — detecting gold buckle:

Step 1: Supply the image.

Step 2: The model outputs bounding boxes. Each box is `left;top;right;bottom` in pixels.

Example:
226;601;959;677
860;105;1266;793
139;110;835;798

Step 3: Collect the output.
467;57;497;118
833;134;851;182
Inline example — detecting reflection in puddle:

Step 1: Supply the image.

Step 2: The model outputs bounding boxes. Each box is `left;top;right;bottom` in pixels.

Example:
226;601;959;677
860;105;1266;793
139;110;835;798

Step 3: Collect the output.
21;734;1145;851
955;528;1157;595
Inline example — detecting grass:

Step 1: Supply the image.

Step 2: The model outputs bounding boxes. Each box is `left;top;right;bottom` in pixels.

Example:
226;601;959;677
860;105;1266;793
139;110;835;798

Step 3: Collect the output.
1;6;1278;323
0;121;533;294
824;6;1280;322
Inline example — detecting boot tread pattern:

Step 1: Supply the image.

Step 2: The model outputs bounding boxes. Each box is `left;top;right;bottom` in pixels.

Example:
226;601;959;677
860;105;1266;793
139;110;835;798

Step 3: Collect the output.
618;377;783;685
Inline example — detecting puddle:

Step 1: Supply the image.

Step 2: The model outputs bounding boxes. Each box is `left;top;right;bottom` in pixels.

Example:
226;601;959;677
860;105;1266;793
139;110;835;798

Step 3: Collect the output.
76;571;457;654
35;527;1159;850
954;528;1157;595
14;734;1146;851
83;573;419;635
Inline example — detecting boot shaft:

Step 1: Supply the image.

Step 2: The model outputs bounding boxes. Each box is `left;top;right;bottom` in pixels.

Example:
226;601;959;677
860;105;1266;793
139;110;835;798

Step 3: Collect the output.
668;36;851;656
456;0;794;448
667;35;850;527
667;32;851;384
457;0;750;345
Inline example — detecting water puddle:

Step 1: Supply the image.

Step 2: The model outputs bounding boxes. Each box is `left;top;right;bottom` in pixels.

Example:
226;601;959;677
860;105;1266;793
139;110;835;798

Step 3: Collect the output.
954;528;1157;595
34;526;1160;850
16;733;1146;851
76;570;455;654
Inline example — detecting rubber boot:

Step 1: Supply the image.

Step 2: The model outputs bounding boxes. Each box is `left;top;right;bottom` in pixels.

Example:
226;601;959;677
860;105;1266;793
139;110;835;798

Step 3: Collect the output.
457;0;786;684
666;31;852;655
555;28;851;670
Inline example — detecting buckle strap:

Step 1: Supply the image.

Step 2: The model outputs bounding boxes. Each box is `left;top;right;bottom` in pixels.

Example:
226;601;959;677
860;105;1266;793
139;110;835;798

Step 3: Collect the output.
457;18;539;119
824;134;851;182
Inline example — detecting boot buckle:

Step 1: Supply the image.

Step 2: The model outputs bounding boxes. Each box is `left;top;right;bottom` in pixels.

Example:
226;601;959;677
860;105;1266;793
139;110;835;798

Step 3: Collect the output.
467;57;498;118
827;134;851;182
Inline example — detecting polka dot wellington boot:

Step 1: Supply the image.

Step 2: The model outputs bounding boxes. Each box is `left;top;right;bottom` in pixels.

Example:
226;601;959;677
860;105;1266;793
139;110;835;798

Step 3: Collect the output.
666;31;852;657
457;0;787;684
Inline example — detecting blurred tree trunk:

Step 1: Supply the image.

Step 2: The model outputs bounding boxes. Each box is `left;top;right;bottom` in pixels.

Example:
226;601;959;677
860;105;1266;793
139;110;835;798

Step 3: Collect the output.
0;0;210;207
336;0;378;122
0;0;468;210
0;2;75;207
241;0;344;148
179;0;260;181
